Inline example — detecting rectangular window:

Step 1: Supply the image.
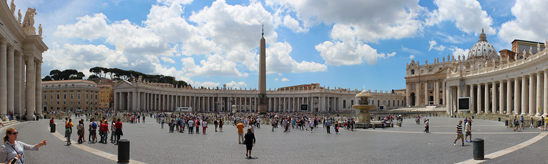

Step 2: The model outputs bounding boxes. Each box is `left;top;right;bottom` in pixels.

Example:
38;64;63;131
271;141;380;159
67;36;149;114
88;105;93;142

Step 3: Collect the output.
78;94;81;99
50;94;53;99
86;94;89;99
411;84;415;90
343;100;346;108
71;94;74;99
64;94;66;99
57;94;60;99
44;95;47;99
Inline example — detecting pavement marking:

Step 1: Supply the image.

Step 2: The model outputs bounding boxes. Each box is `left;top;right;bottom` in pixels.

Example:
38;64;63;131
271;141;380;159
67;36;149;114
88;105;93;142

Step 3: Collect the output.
354;129;540;135
50;128;146;164
456;132;548;164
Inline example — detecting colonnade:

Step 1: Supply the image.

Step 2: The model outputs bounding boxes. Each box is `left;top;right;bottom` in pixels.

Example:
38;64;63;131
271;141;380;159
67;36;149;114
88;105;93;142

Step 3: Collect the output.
0;39;44;120
114;91;353;113
407;80;445;106
447;70;548;116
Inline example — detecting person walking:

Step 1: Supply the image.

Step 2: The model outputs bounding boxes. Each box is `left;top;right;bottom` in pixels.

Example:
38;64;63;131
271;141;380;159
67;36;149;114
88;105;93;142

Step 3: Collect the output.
65;119;73;145
110;119;116;143
520;116;524;130
424;119;429;133
244;128;256;159
325;119;331;134
219;119;224;132
514;116;520;132
214;119;219;132
0;128;47;164
89;118;97;143
195;119;200;134
545;116;548;131
453;120;464;146
101;120;109;144
202;119;208;135
465;119;472;143
334;121;339;134
237;121;245;144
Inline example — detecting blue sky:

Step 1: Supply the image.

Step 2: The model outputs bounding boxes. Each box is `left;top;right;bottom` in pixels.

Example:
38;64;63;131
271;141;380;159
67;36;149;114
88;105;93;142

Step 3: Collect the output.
12;0;547;91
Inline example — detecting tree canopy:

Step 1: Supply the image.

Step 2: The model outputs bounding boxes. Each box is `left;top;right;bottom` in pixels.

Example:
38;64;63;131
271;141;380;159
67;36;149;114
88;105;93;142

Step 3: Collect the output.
88;67;191;87
43;69;85;81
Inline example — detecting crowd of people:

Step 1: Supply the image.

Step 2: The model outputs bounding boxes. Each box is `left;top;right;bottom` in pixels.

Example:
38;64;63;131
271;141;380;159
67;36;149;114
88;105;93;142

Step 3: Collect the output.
59;116;123;146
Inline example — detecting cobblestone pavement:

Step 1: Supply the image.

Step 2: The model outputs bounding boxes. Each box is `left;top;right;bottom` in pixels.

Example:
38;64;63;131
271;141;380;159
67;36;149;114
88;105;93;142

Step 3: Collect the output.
11;116;548;163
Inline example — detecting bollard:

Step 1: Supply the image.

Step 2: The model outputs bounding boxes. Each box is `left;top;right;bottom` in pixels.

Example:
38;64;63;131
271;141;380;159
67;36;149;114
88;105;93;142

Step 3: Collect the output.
538;120;542;128
498;117;501;122
472;116;474;119
118;139;130;163
50;123;56;133
473;138;484;160
505;120;508;127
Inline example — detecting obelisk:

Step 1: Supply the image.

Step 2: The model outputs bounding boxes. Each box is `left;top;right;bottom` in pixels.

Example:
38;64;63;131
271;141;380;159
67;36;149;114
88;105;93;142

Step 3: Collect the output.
258;25;268;114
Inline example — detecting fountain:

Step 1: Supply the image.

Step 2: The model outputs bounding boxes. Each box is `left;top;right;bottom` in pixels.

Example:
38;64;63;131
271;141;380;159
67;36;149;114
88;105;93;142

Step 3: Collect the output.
353;90;376;128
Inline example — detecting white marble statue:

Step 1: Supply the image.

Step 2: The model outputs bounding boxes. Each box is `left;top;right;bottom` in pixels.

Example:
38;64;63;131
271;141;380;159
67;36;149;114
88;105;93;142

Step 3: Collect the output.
22;8;37;28
17;9;21;24
447;55;450;62
10;0;16;15
545;39;548;49
442;57;445;62
538;43;541;53
425;59;428;65
39;24;42;37
530;46;533;55
523;50;527;58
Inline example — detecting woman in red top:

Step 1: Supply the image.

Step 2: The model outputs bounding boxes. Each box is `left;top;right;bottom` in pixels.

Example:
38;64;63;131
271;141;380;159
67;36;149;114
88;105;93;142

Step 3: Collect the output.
115;119;123;144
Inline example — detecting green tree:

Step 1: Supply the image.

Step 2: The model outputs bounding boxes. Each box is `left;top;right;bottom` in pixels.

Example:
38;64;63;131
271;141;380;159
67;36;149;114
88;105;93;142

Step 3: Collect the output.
42;75;53;81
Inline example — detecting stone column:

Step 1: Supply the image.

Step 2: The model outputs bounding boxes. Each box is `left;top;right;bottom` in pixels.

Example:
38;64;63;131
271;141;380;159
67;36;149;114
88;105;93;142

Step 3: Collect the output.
35;61;42;116
424;82;428;105
537;72;542;116
0;40;7;120
477;84;482;113
484;83;489;113
470;85;475;113
25;56;36;120
545;70;548;116
14;52;22;115
446;86;451;114
435;81;439;105
442;82;446;105
507;79;512;115
7;46;14;117
499;81;504;114
529;74;535;115
492;81;497;114
515;78;521;115
522;76;528;115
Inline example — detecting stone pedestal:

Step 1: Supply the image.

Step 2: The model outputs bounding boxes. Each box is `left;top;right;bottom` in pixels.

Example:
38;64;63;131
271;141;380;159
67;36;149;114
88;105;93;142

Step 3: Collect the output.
257;96;268;114
23;27;36;35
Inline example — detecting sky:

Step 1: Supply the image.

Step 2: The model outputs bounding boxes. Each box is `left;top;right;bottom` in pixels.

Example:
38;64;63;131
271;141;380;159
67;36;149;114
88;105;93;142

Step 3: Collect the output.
10;0;548;91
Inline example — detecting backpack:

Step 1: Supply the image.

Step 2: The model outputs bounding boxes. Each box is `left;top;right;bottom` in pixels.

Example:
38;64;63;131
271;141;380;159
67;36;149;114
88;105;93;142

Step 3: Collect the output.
92;122;97;130
197;121;201;125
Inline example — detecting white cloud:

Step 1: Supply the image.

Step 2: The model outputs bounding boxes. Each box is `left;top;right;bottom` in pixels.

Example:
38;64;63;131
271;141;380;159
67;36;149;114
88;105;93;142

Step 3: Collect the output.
193;81;220;88
278;73;283;76
428;40;446;51
282;15;307;33
409;55;415;60
274;78;279;81
43;43;128;72
266;42;327;73
499;0;548;43
315;24;396;65
426;0;495;35
225;81;247;89
449;46;470;59
267;0;424;42
181;55;248;77
161;57;175;64
281;78;289;82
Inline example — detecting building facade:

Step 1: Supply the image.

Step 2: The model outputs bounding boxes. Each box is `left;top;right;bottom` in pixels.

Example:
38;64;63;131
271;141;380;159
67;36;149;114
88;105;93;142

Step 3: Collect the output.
405;29;498;108
96;78;115;110
42;80;99;112
0;2;48;120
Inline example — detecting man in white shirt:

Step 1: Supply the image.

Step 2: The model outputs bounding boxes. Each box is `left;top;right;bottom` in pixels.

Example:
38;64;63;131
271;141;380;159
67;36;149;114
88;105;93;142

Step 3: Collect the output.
188;119;194;134
202;120;208;135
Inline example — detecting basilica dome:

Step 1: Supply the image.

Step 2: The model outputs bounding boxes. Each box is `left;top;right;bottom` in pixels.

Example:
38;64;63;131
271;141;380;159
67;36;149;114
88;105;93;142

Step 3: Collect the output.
468;29;498;60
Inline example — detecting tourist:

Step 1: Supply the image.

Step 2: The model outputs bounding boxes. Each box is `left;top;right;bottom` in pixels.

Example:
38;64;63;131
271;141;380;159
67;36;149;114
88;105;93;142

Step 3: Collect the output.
161;117;165;129
115;119;123;145
195;118;200;134
309;119;314;133
214;119;219;132
453;120;464;146
465;119;472;142
89;118;97;143
424;119;429;133
468;117;473;128
237;121;245;144
219;119;224;132
188;119;194;134
351;118;355;131
101;120;109;144
65;119;73;145
77;120;85;144
335;121;339;134
513;116;519;132
244;128;256;159
520;116;524;130
0;128;47;164
271;119;276;132
110;118;116;143
545;116;548;131
98;120;105;143
202;119;207;135
541;116;545;131
325;119;331;134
